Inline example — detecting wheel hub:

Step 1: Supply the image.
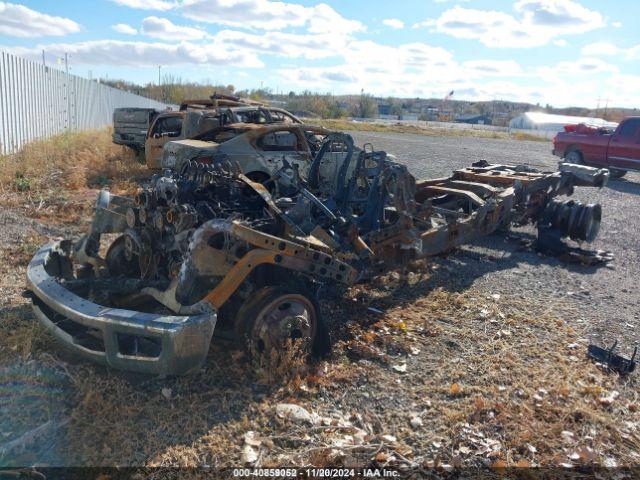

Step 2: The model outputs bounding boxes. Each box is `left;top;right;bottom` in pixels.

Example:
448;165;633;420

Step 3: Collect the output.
253;295;316;354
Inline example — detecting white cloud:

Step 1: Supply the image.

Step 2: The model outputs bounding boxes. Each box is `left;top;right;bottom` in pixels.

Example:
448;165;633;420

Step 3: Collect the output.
0;2;81;37
417;0;605;48
581;41;618;56
112;23;138;35
142;16;208;40
383;19;404;29
111;0;175;10
8;40;263;68
515;0;603;29
553;39;567;46
581;41;640;59
213;29;348;59
179;0;364;33
307;3;364;34
279;40;526;99
541;57;619;76
612;21;622;28
462;60;523;76
412;20;435;29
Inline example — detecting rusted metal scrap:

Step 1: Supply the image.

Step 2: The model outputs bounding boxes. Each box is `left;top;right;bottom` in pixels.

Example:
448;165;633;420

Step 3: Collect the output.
26;131;610;375
588;342;637;375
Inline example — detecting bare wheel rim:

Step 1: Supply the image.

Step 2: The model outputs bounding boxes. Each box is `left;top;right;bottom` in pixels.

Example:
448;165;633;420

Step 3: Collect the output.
251;294;317;355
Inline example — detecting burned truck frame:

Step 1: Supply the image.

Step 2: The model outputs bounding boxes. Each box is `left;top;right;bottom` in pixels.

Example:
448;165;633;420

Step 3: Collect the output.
26;132;609;375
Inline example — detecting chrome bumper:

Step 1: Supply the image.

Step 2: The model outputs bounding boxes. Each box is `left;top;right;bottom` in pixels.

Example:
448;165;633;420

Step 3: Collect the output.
26;242;217;376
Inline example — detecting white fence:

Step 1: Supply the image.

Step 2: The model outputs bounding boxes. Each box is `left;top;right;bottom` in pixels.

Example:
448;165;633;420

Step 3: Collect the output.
0;51;170;155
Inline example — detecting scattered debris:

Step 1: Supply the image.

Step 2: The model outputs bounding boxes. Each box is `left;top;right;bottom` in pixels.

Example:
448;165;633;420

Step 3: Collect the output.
241;431;262;465
409;416;423;429
392;363;407;373
276;404;316;425
587;342;637;375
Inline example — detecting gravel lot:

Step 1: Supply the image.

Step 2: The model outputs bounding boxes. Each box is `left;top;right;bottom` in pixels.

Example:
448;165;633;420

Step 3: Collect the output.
351;131;640;353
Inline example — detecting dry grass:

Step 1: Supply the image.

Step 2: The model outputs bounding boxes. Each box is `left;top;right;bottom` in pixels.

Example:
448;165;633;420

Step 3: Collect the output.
332;272;640;469
0;129;147;225
1;273;637;468
1;232;46;269
318;119;547;142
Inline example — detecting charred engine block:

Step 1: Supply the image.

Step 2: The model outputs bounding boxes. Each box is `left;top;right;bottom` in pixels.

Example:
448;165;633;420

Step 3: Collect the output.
113;162;271;281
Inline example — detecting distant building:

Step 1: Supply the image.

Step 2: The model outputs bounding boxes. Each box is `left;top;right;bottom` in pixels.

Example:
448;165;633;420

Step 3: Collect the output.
378;104;392;116
455;113;492;125
509;112;618;133
400;113;419;121
425;106;439;121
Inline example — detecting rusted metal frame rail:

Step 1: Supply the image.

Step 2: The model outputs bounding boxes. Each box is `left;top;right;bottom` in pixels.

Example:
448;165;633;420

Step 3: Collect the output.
204;221;358;309
417;187;515;256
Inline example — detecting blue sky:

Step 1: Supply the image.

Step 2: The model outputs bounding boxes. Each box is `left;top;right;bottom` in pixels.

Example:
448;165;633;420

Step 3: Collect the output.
1;0;638;107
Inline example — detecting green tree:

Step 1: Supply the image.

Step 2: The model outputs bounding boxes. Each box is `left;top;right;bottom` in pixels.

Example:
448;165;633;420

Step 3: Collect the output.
355;91;377;118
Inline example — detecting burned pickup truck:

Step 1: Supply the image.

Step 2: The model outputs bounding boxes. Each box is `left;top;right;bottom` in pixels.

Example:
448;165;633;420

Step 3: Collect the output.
26;132;609;375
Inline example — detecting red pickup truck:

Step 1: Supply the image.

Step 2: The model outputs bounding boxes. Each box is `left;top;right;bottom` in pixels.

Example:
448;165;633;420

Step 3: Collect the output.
553;117;640;178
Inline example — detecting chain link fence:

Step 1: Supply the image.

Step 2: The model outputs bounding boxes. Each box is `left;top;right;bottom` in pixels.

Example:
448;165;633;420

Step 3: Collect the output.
0;50;170;155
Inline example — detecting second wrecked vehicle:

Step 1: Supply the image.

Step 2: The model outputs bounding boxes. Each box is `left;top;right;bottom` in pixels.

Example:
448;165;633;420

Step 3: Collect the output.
26;132;609;375
112;93;302;169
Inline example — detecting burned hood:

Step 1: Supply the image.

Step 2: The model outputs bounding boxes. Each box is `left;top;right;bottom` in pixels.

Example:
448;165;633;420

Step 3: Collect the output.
162;139;220;171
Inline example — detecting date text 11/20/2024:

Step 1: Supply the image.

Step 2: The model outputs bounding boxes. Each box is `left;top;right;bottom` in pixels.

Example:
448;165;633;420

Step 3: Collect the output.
232;468;399;477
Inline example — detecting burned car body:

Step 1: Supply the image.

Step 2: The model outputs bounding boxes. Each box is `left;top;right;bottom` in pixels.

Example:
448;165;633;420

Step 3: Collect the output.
145;108;303;171
26;132;610;375
161;124;333;183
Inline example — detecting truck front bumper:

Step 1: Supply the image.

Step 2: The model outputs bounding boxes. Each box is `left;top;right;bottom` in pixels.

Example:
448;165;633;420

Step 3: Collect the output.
26;242;217;376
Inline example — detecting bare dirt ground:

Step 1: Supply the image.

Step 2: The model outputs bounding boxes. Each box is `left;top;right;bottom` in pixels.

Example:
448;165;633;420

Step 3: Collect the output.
1;131;639;473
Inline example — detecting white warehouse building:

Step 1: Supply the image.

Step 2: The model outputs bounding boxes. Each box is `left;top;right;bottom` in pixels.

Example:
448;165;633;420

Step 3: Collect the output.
509;112;618;134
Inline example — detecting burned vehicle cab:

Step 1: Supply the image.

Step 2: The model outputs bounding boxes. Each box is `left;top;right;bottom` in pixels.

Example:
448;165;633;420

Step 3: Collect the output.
145;110;229;170
145;113;186;169
26;130;610;376
222;107;302;126
143;95;260;170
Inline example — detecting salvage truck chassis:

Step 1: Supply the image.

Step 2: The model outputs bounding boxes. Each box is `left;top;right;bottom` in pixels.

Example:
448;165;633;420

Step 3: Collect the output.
26;132;609;375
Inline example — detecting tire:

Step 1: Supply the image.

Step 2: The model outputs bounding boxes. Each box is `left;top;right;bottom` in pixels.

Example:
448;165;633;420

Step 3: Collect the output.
609;168;627;179
565;150;583;164
234;286;330;362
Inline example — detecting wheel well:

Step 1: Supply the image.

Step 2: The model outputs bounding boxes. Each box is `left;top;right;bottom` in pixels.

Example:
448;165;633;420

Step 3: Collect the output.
564;145;582;159
245;171;270;184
